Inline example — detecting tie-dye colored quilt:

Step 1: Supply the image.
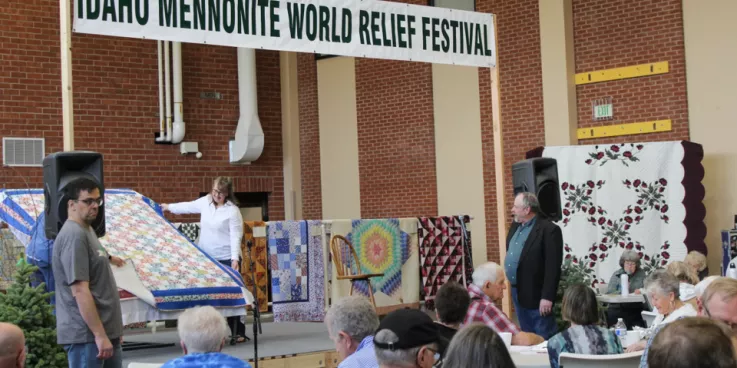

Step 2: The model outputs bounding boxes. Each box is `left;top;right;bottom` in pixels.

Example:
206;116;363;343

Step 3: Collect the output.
0;189;246;311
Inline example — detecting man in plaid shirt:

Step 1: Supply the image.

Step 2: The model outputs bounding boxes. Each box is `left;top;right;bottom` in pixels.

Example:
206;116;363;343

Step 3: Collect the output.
463;262;544;346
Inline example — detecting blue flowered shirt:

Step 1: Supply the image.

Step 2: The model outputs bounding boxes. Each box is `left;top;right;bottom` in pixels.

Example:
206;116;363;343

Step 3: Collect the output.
161;352;252;368
548;325;623;368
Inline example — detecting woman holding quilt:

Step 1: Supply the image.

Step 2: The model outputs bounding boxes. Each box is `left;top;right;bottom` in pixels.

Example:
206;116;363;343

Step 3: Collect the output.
161;176;247;343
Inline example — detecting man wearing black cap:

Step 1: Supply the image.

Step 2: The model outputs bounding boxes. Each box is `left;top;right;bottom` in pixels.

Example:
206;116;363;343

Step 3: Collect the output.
373;309;445;368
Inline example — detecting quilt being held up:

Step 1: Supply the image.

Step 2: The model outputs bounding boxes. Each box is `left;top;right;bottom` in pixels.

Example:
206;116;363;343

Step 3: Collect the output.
0;189;248;311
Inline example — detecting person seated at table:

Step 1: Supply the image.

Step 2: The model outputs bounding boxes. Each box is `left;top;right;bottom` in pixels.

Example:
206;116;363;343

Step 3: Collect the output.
666;261;700;309
434;281;471;342
606;250;648;328
463;262;544;346
625;270;697;352
547;284;623;368
442;324;516;368
639;276;736;367
685;250;709;281
646;317;737;368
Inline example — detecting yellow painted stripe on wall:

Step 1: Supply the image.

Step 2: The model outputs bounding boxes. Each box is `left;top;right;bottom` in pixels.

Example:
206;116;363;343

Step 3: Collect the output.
577;119;672;139
575;61;669;85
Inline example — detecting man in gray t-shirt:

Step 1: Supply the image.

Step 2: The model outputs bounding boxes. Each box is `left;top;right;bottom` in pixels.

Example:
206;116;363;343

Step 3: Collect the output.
51;178;125;367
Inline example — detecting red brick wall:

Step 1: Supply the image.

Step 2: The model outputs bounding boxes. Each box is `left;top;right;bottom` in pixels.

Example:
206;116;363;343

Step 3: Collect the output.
355;58;438;219
297;54;322;220
477;0;546;263
0;0;284;222
573;0;689;145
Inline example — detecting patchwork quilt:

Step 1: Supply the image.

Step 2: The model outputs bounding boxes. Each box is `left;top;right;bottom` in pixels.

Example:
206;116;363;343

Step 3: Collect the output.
0;189;247;310
418;215;473;309
267;220;326;322
241;221;269;313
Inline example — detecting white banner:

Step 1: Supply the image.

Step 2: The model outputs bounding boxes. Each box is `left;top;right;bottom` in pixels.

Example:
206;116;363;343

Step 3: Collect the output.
73;0;496;67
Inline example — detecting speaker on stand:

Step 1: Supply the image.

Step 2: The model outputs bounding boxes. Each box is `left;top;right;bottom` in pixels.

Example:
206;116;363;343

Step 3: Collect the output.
511;158;562;222
43;151;106;239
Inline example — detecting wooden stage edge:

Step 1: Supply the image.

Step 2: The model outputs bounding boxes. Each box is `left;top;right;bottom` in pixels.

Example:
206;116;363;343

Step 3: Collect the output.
248;350;340;368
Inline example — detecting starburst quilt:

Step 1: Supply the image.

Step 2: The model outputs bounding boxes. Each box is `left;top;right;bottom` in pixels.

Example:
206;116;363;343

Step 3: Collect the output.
0;189;247;311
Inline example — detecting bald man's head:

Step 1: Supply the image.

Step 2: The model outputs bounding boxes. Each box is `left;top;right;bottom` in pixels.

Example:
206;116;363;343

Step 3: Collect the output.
0;323;25;368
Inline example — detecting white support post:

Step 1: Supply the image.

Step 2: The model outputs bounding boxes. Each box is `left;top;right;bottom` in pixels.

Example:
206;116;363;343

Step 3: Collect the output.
60;0;74;151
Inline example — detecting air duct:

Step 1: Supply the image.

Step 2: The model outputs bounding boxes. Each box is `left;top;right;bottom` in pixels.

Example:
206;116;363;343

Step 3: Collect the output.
230;47;264;164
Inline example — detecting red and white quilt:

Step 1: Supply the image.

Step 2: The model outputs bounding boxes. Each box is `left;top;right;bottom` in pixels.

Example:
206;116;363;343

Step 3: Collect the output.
529;141;706;285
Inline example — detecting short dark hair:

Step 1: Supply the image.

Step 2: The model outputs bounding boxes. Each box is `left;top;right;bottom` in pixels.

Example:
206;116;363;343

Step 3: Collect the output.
434;282;470;325
64;177;101;200
648;317;737;368
561;283;600;325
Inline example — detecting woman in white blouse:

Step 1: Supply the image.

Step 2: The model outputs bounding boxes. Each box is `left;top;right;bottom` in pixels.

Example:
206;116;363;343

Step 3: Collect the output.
161;176;246;342
625;269;697;352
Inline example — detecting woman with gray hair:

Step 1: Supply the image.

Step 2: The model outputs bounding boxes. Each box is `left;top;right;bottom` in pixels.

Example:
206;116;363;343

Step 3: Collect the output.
442;324;516;368
606;250;647;328
625;269;698;353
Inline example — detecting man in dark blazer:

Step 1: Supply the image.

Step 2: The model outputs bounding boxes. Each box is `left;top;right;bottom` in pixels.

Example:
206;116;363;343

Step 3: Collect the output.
505;192;563;339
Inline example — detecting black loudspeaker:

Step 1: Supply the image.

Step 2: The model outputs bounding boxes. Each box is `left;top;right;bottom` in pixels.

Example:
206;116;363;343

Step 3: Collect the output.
511;158;562;222
43;151;105;239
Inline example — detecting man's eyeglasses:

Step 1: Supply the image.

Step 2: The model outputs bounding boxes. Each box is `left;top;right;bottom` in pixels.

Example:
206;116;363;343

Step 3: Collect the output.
76;198;104;206
703;304;737;332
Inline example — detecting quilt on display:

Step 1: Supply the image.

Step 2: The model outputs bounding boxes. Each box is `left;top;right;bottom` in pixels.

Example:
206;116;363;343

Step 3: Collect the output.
527;141;705;285
175;223;200;243
348;219;410;299
0;189;247;310
241;221;269;313
267;220;325;322
418;215;473;309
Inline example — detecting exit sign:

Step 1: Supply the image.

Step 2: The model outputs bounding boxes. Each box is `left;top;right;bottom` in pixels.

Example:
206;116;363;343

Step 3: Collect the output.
592;97;614;121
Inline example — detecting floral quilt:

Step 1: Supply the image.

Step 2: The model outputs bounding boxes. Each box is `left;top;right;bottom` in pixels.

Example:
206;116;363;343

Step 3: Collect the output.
529;141;705;285
0;189;247;310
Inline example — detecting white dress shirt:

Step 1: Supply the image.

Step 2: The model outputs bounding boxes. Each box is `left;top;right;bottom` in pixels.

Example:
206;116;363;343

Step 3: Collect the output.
168;195;243;261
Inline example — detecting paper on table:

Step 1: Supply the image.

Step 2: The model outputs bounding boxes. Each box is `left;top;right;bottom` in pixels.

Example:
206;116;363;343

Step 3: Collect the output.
112;260;156;306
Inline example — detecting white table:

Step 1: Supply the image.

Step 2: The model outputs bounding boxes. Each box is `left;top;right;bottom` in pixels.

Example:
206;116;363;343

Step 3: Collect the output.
508;347;549;368
597;294;645;303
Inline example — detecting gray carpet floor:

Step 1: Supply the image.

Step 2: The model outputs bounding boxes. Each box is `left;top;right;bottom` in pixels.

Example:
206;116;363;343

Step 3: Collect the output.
121;321;334;366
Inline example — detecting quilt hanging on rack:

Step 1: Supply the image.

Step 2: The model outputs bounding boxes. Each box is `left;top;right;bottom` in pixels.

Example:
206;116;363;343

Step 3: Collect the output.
241;221;269;313
0;189;248;311
329;218;420;309
527;141;705;285
267;220;326;322
418;215;473;310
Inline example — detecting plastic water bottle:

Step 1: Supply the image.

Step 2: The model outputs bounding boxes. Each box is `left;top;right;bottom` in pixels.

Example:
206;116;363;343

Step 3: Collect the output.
614;318;628;338
621;274;630;297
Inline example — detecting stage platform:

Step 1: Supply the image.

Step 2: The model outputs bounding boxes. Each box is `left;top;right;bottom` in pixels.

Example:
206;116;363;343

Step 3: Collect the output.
122;321;335;367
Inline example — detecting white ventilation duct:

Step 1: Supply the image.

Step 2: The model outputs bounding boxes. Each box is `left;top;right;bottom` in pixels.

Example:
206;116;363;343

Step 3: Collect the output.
156;41;165;142
171;41;185;144
164;41;172;142
230;47;264;164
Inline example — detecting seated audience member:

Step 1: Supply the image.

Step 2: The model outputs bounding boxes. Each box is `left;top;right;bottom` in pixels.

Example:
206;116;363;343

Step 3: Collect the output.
626;270;697;353
0;323;26;368
162;306;251;368
548;284;623;368
433;282;471;341
373;309;444;368
685;250;709;281
463;262;543;346
639;276;736;368
666;261;699;308
442;324;515;368
325;296;380;368
606;250;648;328
647;317;736;368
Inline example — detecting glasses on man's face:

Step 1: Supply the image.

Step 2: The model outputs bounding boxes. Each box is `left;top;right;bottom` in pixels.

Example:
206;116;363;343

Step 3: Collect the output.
76;197;103;206
704;305;737;332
